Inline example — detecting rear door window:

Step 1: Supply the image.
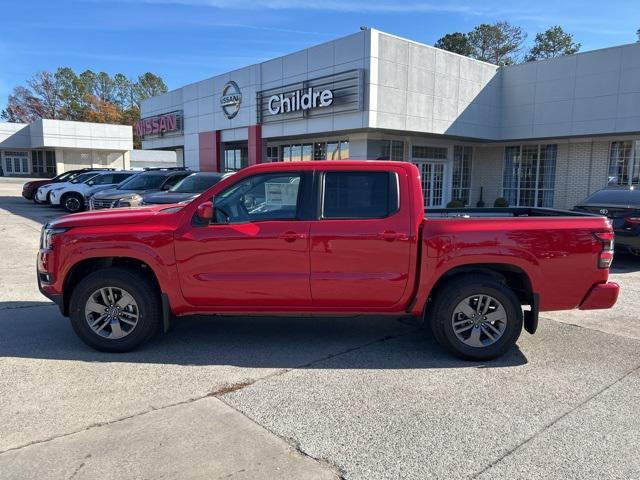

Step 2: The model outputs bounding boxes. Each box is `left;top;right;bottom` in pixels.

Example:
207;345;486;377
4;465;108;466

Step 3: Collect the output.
322;171;398;219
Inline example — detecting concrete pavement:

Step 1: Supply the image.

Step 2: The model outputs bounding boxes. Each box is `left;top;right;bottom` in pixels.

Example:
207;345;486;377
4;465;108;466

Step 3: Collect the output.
0;177;638;479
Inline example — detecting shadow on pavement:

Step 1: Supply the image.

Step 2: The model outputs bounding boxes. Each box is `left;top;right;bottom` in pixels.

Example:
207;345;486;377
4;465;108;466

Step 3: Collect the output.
0;301;528;369
0;196;63;225
611;251;640;273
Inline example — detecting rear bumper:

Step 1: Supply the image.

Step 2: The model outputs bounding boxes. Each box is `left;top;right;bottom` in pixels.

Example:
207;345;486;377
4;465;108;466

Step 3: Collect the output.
579;282;620;310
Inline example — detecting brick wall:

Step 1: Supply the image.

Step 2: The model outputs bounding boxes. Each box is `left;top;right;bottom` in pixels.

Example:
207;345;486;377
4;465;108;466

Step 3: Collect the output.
470;146;503;207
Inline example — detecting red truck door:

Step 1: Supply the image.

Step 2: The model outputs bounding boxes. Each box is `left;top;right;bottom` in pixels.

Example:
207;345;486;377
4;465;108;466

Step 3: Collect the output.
174;171;312;308
309;169;412;308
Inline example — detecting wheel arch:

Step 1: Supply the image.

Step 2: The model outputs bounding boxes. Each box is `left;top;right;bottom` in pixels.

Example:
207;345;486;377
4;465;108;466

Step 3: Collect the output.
424;263;538;334
62;256;162;316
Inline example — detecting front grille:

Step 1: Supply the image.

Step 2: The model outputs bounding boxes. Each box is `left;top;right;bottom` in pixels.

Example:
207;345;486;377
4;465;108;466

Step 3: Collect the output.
91;199;117;210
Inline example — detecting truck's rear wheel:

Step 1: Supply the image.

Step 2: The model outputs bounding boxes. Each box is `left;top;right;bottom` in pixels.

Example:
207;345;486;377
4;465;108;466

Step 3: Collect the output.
429;275;523;361
69;268;161;352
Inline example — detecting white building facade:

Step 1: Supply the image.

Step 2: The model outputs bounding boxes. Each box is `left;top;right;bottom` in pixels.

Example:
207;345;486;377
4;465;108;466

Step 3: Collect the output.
140;29;640;209
0;119;177;177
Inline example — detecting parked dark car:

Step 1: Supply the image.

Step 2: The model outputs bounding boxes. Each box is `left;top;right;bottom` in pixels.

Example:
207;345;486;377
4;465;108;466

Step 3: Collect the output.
22;168;114;201
88;168;191;209
574;187;640;256
139;172;230;206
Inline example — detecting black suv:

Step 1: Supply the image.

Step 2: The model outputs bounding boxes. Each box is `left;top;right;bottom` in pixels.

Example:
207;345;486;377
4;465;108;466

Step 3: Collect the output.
574;187;640;256
88;168;191;210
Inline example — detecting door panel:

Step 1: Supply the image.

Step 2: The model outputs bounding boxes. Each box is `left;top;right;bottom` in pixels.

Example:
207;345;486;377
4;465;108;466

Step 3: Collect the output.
174;171;312;308
174;221;311;307
309;169;412;308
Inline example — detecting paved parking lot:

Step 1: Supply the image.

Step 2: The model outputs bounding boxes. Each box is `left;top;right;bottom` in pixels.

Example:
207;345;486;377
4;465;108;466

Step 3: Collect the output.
0;176;639;479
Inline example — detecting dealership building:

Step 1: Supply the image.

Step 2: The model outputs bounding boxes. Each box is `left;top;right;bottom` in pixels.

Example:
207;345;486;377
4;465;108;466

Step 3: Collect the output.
139;28;640;209
0;119;176;177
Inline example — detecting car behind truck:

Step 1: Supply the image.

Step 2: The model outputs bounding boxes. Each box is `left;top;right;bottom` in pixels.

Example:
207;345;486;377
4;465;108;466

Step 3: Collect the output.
37;161;619;360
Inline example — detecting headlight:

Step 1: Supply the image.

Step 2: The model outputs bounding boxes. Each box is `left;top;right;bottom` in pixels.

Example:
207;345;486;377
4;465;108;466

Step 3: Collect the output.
40;226;68;250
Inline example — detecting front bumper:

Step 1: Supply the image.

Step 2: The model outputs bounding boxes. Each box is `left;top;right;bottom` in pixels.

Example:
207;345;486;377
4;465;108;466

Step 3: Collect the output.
22;188;34;199
35;189;50;203
579;282;620;310
49;191;62;205
37;249;66;315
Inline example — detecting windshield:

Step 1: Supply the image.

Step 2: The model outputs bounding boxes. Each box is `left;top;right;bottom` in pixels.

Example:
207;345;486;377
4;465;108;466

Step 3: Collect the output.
170;174;223;193
55;171;76;182
71;172;100;184
582;189;640;206
117;173;166;190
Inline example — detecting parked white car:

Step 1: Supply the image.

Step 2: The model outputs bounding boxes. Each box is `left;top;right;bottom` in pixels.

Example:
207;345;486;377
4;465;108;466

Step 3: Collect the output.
49;171;139;213
35;172;103;204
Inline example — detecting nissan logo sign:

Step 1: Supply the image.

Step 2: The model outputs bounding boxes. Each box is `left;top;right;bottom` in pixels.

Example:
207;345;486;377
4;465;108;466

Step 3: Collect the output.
220;81;242;119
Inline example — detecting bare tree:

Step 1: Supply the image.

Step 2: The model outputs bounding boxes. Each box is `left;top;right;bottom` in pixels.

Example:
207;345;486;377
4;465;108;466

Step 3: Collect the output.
468;21;527;65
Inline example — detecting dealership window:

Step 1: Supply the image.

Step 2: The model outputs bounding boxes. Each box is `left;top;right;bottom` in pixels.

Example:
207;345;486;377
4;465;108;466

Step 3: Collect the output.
266;146;279;163
223;144;247;172
369;140;404;160
452;146;473;205
279;140;349;161
503;144;557;207
608;141;640;186
412;145;448;160
31;150;56;175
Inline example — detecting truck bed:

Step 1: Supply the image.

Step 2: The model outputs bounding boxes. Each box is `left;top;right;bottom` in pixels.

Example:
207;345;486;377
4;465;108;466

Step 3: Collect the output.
426;207;600;218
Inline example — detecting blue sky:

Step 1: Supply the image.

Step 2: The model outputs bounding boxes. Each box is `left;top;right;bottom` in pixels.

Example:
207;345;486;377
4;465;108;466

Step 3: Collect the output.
1;0;638;111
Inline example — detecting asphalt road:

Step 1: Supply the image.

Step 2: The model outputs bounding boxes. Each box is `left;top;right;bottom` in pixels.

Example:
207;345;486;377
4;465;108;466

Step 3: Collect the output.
0;177;638;479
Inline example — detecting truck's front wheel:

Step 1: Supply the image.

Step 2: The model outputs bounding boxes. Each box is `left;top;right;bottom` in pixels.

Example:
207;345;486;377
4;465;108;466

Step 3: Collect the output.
429;275;523;361
69;268;161;352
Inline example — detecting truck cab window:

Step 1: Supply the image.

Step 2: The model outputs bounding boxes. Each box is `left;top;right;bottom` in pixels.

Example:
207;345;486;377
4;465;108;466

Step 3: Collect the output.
322;171;397;219
213;173;302;223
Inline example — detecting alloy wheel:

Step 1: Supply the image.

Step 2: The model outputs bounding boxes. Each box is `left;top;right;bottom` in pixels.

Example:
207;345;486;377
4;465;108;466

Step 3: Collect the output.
84;287;139;339
65;196;81;212
451;294;507;348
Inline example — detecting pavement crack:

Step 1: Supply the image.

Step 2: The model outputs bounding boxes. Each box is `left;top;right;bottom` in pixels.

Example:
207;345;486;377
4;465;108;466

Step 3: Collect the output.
468;362;640;479
0;394;213;456
68;453;91;479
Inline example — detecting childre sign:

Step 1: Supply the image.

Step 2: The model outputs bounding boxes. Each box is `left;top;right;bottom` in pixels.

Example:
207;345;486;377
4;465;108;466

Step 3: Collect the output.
268;88;334;115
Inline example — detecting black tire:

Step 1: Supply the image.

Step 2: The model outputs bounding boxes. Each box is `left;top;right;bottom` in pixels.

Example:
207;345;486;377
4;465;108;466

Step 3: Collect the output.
428;274;523;361
69;267;161;352
62;192;84;213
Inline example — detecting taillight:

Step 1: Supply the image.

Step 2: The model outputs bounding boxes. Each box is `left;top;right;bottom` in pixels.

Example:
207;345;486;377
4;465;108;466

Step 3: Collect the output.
625;216;640;227
594;232;614;269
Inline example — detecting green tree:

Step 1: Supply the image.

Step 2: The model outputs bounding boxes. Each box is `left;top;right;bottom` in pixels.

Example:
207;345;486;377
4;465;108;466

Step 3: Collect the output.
133;72;168;107
1;68;167;141
637;28;640;41
468;21;527;65
525;26;580;61
434;32;473;56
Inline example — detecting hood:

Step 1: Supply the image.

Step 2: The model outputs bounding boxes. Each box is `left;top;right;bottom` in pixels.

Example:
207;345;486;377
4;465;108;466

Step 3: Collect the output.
86;184;117;196
93;189;156;200
40;181;70;193
49;204;184;228
25;179;55;189
143;191;197;204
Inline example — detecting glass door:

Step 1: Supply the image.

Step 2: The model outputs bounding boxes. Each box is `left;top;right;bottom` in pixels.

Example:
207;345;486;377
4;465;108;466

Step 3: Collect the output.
3;151;30;175
416;162;445;208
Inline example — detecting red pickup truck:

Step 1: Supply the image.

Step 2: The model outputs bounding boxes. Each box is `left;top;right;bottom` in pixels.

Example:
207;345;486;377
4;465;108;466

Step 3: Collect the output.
37;161;619;360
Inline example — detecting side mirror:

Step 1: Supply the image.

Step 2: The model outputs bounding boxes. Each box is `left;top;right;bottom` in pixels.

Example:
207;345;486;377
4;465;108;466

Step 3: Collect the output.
161;183;172;190
196;201;214;222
